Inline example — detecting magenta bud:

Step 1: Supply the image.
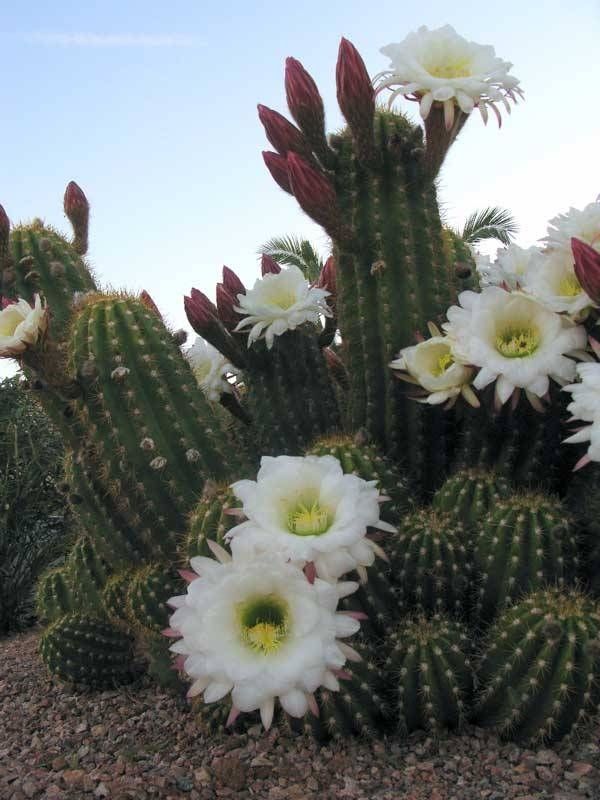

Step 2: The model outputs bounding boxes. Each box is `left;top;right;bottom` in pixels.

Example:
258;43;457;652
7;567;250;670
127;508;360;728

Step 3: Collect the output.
222;265;246;298
184;289;218;333
316;255;336;295
261;254;281;276
262;151;293;194
286;152;341;238
257;104;310;157
64;180;90;255
336;38;375;157
0;204;9;250
285;57;326;139
216;283;238;328
139;290;162;318
572;237;600;304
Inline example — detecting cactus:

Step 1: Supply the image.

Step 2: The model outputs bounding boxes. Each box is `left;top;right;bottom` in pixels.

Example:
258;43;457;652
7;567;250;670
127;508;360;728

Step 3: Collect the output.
474;494;578;622
385;615;473;734
184;484;238;561
432;468;511;527
473;588;600;744
102;570;133;625
65;536;110;611
126;564;183;634
36;567;74;624
40;613;137;687
387;509;472;616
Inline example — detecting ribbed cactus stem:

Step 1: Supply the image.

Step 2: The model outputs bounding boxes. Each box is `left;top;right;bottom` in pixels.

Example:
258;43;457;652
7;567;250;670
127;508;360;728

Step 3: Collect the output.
432;468;511;527
36;568;74;624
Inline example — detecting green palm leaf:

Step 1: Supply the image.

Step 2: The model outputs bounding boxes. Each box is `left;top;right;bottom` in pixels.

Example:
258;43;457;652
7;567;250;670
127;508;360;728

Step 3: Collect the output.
259;235;324;282
460;207;518;247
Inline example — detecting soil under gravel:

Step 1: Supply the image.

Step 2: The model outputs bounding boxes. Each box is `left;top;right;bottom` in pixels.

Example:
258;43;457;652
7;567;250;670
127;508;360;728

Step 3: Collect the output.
1;629;599;800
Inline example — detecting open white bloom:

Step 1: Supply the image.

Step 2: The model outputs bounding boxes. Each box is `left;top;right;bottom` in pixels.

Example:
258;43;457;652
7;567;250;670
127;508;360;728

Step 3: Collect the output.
376;25;521;128
563;363;600;466
444;287;587;407
544;200;600;255
167;550;361;729
389;335;478;407
476;244;539;290
0;295;47;358
186;336;234;401
233;265;331;349
523;249;593;317
226;454;395;582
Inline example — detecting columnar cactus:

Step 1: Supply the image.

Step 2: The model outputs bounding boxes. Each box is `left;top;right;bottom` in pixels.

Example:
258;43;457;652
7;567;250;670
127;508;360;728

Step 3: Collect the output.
36;567;74;624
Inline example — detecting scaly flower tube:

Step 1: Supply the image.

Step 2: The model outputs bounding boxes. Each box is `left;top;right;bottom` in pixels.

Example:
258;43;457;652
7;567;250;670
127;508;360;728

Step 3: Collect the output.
226;454;394;582
234;265;331;348
166;548;362;730
0;294;47;358
444;287;587;409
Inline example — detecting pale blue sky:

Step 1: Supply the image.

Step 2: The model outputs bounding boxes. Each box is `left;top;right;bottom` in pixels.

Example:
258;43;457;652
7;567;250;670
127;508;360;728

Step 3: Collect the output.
1;0;600;379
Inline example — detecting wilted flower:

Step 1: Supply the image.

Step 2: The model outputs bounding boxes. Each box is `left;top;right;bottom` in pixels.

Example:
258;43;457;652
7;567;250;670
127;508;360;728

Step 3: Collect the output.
186;336;234;401
0;294;47;358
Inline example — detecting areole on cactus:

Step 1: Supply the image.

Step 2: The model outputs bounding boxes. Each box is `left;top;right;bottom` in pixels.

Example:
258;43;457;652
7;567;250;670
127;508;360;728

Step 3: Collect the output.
2;22;600;747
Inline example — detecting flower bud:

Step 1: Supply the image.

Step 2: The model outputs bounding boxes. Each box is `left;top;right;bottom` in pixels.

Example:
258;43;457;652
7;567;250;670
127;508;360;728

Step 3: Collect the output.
257;104;311;158
286;153;342;239
261;254;281;276
140;290;162;318
572;237;600;305
63;181;90;255
316;256;336;297
285;57;326;142
336;38;375;160
222;266;245;298
262;151;293;194
216;283;239;329
184;288;218;335
0;204;9;261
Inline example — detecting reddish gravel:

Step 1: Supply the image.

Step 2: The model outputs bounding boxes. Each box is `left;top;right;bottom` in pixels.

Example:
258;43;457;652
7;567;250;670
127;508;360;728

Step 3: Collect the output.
1;629;599;800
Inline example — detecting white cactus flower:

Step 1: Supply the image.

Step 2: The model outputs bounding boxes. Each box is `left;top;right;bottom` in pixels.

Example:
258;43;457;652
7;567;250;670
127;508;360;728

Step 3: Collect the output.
233;265;331;349
167;550;361;730
563;363;600;468
376;24;521;128
476;244;539;290
186;336;234;402
444;287;587;408
226;454;394;582
523;249;594;318
0;294;47;358
389;334;478;407
544;200;600;255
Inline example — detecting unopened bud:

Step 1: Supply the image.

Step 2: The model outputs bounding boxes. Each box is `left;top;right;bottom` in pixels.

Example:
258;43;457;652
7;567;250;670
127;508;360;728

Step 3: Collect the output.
262;151;293;194
261;254;281;276
285;57;326;145
64;181;90;255
257;104;311;157
316;255;337;311
572;237;600;305
222;266;245;298
140;290;162;318
184;288;218;335
286;153;342;239
216;283;238;329
336;38;375;161
0;205;10;263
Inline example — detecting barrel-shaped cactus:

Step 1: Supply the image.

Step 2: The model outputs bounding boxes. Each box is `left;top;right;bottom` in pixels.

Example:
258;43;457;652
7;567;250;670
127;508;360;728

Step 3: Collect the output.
432;468;511;528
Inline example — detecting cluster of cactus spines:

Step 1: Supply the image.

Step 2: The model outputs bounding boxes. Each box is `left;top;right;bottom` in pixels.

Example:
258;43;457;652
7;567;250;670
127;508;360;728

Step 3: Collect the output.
66;536;110;611
387;509;471;616
36;567;74;624
184;483;237;561
307;433;412;522
432;468;511;528
386;615;473;734
126;564;183;635
102;571;134;625
40;613;137;687
474;494;578;622
474;588;600;744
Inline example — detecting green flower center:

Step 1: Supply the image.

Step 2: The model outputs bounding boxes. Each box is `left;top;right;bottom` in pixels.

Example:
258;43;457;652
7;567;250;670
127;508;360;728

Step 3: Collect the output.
426;58;472;79
263;287;298;310
558;275;582;297
432;351;454;376
495;326;541;358
286;495;332;536
238;594;289;655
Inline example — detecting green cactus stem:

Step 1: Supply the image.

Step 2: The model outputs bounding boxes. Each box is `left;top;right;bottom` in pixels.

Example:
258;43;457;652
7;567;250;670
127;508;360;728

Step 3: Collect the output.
126;564;184;635
40;613;137;687
35;567;74;624
385;615;473;734
474;494;578;622
387;509;471;616
102;570;134;625
473;588;600;744
432;468;511;528
66;536;110;612
184;484;237;562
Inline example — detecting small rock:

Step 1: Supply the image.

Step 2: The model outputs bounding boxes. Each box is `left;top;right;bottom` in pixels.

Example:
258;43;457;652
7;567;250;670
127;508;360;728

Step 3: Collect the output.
93;784;109;798
537;749;561;766
91;725;106;738
51;757;67;771
62;769;85;788
212;756;247;791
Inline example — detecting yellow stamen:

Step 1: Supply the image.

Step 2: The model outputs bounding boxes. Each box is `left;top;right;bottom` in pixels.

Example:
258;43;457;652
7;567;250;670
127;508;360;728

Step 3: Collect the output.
287;500;331;536
245;622;286;654
432;351;454;376
495;326;540;358
426;59;472;79
558;275;582;297
264;288;297;310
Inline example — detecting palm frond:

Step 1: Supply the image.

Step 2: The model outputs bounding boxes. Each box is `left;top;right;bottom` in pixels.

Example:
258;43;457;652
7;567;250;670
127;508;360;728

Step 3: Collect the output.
460;207;518;247
260;235;324;282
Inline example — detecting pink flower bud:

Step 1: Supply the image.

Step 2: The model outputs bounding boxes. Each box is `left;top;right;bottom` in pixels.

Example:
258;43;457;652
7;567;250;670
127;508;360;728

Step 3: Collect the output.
262;151;293;194
285;57;326;140
257;104;310;157
261;254;281;276
184;288;218;334
222;266;245;298
139;290;162;318
0;204;9;253
336;38;375;158
216;283;238;328
63;181;90;255
572;237;600;305
316;255;336;295
286;153;342;238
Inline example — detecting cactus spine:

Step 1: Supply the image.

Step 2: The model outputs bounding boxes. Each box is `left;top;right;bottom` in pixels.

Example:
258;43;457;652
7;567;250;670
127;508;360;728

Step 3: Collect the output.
432;468;511;527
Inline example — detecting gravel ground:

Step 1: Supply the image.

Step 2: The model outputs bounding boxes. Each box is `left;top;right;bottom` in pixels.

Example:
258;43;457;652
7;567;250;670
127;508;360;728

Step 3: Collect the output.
1;629;599;800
